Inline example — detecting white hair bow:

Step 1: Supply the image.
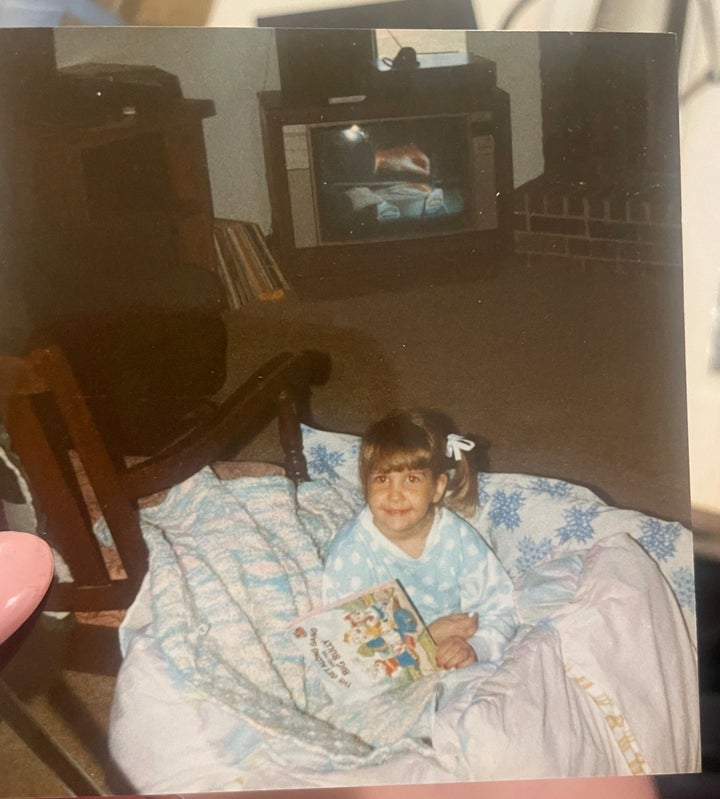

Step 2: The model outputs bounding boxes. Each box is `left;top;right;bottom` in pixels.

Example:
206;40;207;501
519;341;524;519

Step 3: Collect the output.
446;433;475;461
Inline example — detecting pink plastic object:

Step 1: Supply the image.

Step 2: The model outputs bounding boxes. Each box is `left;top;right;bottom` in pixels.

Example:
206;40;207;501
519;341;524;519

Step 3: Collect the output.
0;531;54;645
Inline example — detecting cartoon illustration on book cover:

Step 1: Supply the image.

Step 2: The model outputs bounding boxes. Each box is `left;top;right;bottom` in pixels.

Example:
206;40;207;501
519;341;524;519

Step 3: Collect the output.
292;580;439;701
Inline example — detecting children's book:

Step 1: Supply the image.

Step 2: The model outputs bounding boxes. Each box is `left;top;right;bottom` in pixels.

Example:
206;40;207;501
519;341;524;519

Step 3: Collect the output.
291;579;440;703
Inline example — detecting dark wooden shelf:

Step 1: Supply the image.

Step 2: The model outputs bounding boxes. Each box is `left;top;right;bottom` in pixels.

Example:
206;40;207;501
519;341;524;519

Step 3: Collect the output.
18;97;218;274
27;98;216;145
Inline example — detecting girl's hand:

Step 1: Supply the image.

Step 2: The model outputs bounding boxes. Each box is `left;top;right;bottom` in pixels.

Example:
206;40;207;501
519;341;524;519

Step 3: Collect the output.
435;635;478;670
428;612;479;645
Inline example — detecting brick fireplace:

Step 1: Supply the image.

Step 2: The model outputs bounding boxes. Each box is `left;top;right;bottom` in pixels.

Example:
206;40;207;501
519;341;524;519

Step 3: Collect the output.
513;175;681;272
513;33;681;273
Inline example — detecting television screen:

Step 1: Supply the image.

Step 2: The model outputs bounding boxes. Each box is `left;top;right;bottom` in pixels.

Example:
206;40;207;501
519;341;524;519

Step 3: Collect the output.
310;115;474;242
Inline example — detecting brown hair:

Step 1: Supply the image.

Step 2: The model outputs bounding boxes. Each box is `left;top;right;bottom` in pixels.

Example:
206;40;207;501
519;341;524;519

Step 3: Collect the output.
359;409;479;518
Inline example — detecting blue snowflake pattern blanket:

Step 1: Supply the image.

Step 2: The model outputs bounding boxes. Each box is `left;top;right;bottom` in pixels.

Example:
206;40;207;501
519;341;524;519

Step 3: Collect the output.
302;425;696;637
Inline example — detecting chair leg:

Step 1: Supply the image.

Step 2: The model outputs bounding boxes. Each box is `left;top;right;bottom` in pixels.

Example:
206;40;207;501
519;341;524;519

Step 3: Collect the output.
0;678;104;797
5;395;108;584
277;389;309;483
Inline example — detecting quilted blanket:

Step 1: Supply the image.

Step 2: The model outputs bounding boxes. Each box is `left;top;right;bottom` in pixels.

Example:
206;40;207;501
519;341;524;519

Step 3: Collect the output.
110;456;699;791
133;469;441;770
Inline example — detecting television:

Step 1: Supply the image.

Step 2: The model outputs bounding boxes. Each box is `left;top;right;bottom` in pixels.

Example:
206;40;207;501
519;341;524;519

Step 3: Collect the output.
258;77;513;295
287;112;498;246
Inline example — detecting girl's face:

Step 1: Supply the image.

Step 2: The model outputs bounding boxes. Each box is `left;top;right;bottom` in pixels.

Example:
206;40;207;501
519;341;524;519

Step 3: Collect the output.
366;467;448;550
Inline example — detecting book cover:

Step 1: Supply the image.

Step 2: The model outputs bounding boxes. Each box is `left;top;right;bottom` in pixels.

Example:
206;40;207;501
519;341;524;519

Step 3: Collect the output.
291;579;439;702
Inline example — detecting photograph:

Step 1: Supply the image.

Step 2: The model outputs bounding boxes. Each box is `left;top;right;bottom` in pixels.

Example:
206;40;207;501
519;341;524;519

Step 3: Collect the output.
0;21;700;796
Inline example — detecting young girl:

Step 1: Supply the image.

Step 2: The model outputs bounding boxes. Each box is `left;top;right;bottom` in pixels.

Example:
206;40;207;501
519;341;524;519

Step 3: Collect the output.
322;409;517;671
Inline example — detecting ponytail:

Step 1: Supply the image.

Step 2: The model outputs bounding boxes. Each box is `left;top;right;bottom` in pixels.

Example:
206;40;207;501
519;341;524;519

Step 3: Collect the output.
444;449;479;519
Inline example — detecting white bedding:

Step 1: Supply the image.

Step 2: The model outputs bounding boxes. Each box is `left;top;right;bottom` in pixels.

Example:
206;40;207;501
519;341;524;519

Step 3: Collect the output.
108;431;700;792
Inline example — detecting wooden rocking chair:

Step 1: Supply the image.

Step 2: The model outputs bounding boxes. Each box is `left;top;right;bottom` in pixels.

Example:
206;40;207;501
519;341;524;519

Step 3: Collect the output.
0;317;330;794
0;334;330;614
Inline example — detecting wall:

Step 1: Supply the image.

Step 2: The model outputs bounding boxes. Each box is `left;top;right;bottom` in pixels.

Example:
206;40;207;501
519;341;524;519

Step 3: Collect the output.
54;27;543;227
466;31;543;187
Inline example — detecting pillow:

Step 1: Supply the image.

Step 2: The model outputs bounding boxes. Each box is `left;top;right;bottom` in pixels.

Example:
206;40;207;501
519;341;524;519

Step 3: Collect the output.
301;424;362;503
468;471;693;613
300;425;696;628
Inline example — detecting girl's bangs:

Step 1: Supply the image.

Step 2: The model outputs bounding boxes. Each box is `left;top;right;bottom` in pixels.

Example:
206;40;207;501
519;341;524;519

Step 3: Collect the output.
367;445;432;475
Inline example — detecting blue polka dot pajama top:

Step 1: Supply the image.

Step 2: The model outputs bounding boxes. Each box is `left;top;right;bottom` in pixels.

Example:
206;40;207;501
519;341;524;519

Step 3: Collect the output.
322;505;518;664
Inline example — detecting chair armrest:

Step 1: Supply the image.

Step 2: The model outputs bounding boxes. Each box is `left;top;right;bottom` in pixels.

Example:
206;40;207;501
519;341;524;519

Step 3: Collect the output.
123;350;330;497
